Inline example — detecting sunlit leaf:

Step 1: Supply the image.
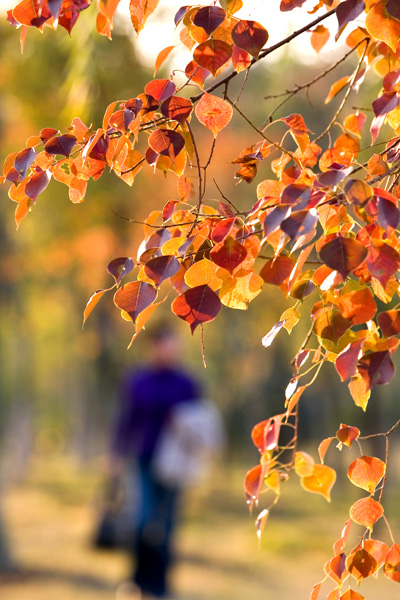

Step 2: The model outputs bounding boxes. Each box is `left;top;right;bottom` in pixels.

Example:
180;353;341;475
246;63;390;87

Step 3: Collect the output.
339;288;377;325
148;128;185;160
335;339;365;382
107;256;134;285
195;93;233;137
231;20;268;59
348;456;386;494
294;451;314;477
357;350;395;388
113;281;157;322
83;286;114;326
349;497;383;528
311;24;330;54
301;464;336;502
313;308;352;344
324;553;348;585
171;284;221;333
144;255;180;286
318;437;334;464
365;0;400;53
144;78;176;102
384;543;400;583
210;236;247;273
193;39;232;77
319;237;368;279
192;5;226;35
336;424;360;448
130;0;160;34
160;96;193;124
184;258;228;291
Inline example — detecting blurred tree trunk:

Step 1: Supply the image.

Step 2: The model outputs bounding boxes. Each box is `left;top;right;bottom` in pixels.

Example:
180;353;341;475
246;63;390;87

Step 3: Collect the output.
0;507;15;573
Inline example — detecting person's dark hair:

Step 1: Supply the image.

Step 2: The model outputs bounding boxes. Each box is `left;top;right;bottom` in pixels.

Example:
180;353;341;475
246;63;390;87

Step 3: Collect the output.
146;320;177;342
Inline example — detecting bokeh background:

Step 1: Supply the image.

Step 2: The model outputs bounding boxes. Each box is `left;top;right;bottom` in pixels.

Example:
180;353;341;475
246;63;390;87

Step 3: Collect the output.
0;2;400;599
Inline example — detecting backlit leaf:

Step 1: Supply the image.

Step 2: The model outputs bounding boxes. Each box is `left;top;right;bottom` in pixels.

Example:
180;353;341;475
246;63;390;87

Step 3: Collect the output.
324;553;348;585
130;0;160;34
336;424;360;448
339;591;365;600
219;271;263;309
148;129;185;160
259;256;294;287
193;39;232;77
301;464;336;502
144;255;180;286
107;256;134;285
195;93;233;137
339;288;377;325
311;24;330;54
336;0;366;40
261;320;285;348
346;549;377;584
294;451;314;477
378;309;400;337
313;309;352;344
244;464;263;508
83;287;114;326
318;437;334;463
348;456;386;494
184;258;228;291
210;236;247;273
349;497;383;528
251;415;283;453
144;79;176;102
281;113;310;136
231;20;268;59
232;44;252;72
113;281;157;322
335;339;365;382
160;96;193;124
192;6;226;35
154;45;176;76
319;237;368;279
325;76;351;104
357;350;395;388
25;170;51;199
365;0;400;53
384;543;400;583
171;284;221;333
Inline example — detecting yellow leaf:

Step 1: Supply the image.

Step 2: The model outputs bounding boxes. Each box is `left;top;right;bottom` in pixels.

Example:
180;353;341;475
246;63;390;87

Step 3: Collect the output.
295;451;315;477
184;258;229;291
300;464;336;502
365;0;400;53
220;272;263;309
281;306;301;333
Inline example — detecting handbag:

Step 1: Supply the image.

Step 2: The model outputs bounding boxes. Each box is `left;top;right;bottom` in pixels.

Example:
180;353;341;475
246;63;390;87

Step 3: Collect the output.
151;399;225;488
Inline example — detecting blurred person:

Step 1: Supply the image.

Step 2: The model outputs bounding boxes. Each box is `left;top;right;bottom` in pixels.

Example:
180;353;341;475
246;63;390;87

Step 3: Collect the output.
111;322;200;599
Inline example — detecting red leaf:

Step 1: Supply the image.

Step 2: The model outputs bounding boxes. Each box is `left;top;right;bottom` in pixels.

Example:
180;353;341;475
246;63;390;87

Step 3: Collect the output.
113;281;157;322
210;236;247;273
211;217;236;243
231;20;268;59
184;60;210;88
12;0;51;27
144;79;176;102
192;6;226;35
193;39;232;77
244;464;263;509
160;96;193;124
44;134;77;157
251;415;283;453
367;241;400;288
148;129;185;160
162;200;178;222
144;255;180;286
232;44;251;72
171;284;221;333
281;114;310;136
259;255;294;286
378;309;400;337
372;92;399;117
357;350;395;388
335;339;365;382
107;257;134;285
345;549;377;584
319;236;368;279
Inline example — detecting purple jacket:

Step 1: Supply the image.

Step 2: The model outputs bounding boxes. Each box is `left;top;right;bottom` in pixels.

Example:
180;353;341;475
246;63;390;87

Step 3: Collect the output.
111;365;199;461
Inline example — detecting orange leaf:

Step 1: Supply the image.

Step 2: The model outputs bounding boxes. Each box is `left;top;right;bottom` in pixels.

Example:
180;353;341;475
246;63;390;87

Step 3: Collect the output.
154;45;176;76
193;39;232;77
294;451;315;477
349;497;383;529
311;24;330;54
348;455;386;494
300;464;336;502
325;76;351;104
336;424;360;448
339;288;377;325
130;0;160;34
83;286;114;326
365;0;400;53
339;590;365;600
346;548;378;584
113;281;157;322
324;553;349;585
184;258;228;291
318;437;334;463
195;93;233;137
384;543;400;583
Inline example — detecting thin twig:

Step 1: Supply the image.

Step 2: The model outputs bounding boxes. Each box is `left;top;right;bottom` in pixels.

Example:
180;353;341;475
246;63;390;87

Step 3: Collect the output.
314;39;369;143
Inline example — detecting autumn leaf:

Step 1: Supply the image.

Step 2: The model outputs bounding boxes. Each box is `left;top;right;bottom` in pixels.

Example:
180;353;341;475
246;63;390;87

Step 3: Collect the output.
193;39;232;77
113;281;157;322
195;93;233;137
347;455;386;494
171;284;221;333
349;497;383;528
231;20;268;59
300;464;336;502
384;544;400;583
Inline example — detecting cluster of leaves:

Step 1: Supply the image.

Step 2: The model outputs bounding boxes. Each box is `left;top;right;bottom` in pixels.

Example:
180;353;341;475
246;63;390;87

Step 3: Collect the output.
4;0;400;597
245;419;400;600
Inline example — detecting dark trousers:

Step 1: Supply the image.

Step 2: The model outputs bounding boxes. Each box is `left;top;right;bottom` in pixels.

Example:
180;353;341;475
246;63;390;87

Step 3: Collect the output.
132;459;179;597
